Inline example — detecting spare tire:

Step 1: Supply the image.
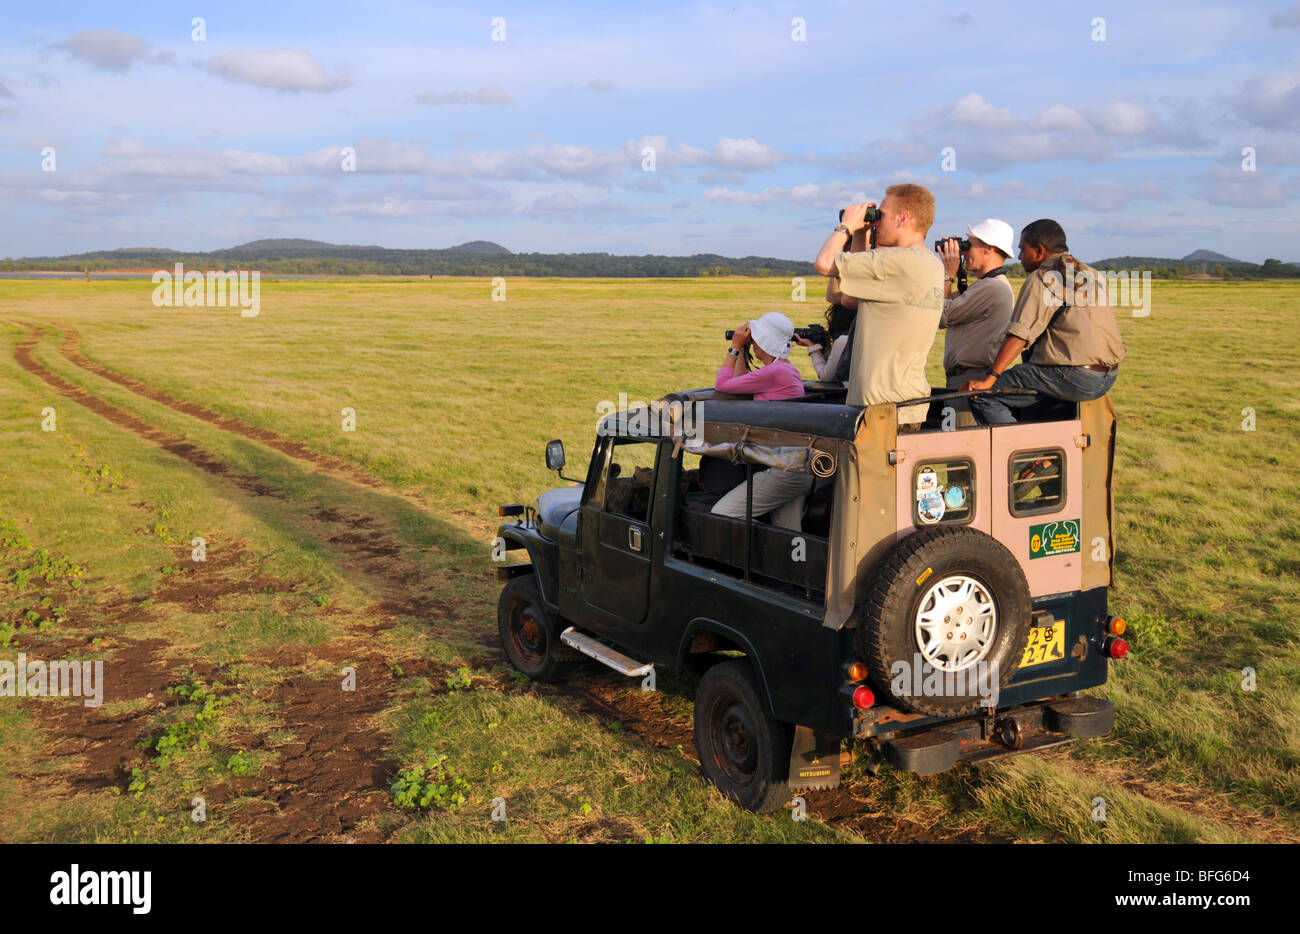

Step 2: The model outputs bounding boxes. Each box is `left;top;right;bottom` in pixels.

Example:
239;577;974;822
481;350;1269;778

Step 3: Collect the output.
857;526;1031;717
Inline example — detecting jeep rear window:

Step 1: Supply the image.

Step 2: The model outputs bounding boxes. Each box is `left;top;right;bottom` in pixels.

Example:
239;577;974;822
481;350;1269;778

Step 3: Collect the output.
912;458;974;526
1009;448;1065;517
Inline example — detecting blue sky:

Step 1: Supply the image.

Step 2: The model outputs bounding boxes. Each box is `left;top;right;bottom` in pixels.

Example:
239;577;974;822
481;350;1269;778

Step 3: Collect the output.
2;0;1298;262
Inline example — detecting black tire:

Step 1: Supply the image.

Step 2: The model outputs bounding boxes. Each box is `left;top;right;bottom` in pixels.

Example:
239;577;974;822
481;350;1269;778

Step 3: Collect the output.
498;575;564;683
858;527;1031;717
693;660;792;813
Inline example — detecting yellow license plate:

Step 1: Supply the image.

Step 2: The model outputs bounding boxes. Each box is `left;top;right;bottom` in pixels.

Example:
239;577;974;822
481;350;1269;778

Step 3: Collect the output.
1020;622;1066;668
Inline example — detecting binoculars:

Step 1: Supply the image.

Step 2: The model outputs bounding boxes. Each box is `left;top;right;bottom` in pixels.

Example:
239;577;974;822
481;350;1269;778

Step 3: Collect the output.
935;236;972;252
840;207;883;224
725;324;828;344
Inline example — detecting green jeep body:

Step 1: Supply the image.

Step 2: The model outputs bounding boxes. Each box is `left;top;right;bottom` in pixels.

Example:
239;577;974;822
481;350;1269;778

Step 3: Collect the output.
495;382;1125;811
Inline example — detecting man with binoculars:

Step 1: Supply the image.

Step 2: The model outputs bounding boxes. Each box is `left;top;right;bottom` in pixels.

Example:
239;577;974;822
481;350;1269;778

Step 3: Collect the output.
934;219;1015;390
812;183;944;429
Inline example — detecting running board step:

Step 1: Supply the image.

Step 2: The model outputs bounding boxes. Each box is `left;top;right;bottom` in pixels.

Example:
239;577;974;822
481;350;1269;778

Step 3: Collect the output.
560;627;653;677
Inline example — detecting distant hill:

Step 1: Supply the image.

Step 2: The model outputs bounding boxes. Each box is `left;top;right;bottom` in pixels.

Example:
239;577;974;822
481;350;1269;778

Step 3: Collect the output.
1090;251;1299;280
0;239;813;278
3;240;1294;280
1181;249;1242;264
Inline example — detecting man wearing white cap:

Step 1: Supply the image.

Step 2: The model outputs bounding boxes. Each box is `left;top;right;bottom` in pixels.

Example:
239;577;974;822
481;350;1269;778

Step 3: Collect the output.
936;219;1015;390
710;312;812;529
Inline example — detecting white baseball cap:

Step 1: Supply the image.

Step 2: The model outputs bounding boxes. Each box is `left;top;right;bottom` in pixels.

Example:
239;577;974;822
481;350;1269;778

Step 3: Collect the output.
967;219;1015;258
748;311;795;360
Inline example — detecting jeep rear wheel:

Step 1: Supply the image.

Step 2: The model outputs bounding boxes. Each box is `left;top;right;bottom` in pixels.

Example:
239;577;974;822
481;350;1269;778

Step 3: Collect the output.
498;575;563;683
858;527;1031;717
693;660;792;813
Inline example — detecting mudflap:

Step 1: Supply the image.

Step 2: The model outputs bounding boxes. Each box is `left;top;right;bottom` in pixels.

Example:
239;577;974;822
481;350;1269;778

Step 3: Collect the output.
787;726;841;792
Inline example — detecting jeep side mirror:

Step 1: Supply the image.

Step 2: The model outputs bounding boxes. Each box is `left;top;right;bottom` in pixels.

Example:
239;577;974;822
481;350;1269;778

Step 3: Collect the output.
545;439;565;472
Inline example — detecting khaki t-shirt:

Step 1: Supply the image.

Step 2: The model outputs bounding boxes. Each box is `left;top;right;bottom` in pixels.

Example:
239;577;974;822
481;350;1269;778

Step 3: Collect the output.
941;272;1014;375
835;244;943;424
1008;254;1127;367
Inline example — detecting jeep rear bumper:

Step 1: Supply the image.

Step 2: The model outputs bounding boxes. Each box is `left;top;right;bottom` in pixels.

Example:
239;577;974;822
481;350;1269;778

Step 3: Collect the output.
875;696;1114;776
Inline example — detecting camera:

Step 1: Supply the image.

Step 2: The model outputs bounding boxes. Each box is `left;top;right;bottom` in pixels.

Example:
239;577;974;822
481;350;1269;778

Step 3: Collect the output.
840;207;883;224
794;324;829;346
934;236;972;252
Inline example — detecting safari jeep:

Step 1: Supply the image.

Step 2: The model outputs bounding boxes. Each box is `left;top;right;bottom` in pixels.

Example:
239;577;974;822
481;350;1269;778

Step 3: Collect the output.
493;382;1128;812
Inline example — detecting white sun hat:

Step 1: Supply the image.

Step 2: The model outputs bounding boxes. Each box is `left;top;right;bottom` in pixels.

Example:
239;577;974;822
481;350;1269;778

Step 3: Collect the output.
967;219;1015;258
748;311;795;359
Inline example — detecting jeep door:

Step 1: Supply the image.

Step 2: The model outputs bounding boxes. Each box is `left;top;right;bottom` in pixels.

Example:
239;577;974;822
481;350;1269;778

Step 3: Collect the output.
577;437;660;629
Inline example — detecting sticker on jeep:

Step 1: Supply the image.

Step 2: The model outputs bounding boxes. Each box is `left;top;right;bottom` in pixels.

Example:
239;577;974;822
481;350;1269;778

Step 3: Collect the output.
916;467;945;524
1029;520;1081;559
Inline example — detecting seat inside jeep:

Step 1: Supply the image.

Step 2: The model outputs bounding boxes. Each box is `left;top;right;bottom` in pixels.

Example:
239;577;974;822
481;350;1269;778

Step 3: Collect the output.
673;452;828;600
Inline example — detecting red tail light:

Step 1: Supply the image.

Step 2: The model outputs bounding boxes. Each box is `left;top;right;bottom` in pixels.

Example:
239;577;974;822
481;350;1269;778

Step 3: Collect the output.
850;685;875;709
1105;637;1130;659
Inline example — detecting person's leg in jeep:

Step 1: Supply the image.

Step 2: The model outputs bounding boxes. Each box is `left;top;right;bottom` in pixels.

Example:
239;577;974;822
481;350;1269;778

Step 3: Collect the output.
970;363;1117;424
710;468;814;531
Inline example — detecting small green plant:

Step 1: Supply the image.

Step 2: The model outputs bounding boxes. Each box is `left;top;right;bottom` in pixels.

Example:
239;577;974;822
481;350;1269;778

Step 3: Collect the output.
390;754;470;811
1127;611;1180;654
313;593;330;608
446;667;473;691
227;751;253;776
148;682;224;766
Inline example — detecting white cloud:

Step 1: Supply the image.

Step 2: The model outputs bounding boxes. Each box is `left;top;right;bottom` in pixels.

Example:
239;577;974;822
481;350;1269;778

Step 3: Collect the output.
701;181;866;208
1193;165;1296;208
1232;71;1300;128
950;93;1016;129
205;49;351;93
522;191;631;216
415;86;514;106
51;30;171;72
1094;101;1157;137
1034;104;1092;133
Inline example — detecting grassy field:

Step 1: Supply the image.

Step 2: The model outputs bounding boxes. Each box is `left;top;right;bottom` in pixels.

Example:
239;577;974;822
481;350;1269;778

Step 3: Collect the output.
0;275;1296;844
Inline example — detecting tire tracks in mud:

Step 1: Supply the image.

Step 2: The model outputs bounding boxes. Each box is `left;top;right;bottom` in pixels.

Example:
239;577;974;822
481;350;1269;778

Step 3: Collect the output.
9;323;449;840
15;321;1009;842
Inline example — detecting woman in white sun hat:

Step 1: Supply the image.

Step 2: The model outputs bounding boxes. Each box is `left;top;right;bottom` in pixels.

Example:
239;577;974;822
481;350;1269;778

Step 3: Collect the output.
709;311;812;529
714;311;804;400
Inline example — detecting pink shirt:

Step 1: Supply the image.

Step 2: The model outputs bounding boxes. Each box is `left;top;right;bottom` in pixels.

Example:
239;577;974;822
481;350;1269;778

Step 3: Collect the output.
715;359;805;400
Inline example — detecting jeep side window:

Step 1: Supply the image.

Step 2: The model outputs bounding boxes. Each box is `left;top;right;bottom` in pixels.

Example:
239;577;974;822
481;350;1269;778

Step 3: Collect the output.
1009;448;1066;516
603;439;658;523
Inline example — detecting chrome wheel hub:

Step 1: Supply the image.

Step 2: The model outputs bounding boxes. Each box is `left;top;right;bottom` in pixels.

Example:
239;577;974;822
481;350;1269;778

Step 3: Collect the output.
915;575;997;672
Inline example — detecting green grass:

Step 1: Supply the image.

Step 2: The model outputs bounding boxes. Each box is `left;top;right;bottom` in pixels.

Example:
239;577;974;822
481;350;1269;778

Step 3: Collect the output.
0;276;1296;843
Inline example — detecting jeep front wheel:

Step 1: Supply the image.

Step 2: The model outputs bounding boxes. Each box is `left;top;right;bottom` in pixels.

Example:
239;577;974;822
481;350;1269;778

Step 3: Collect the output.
858;526;1031;717
693;660;792;813
498;575;563;683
